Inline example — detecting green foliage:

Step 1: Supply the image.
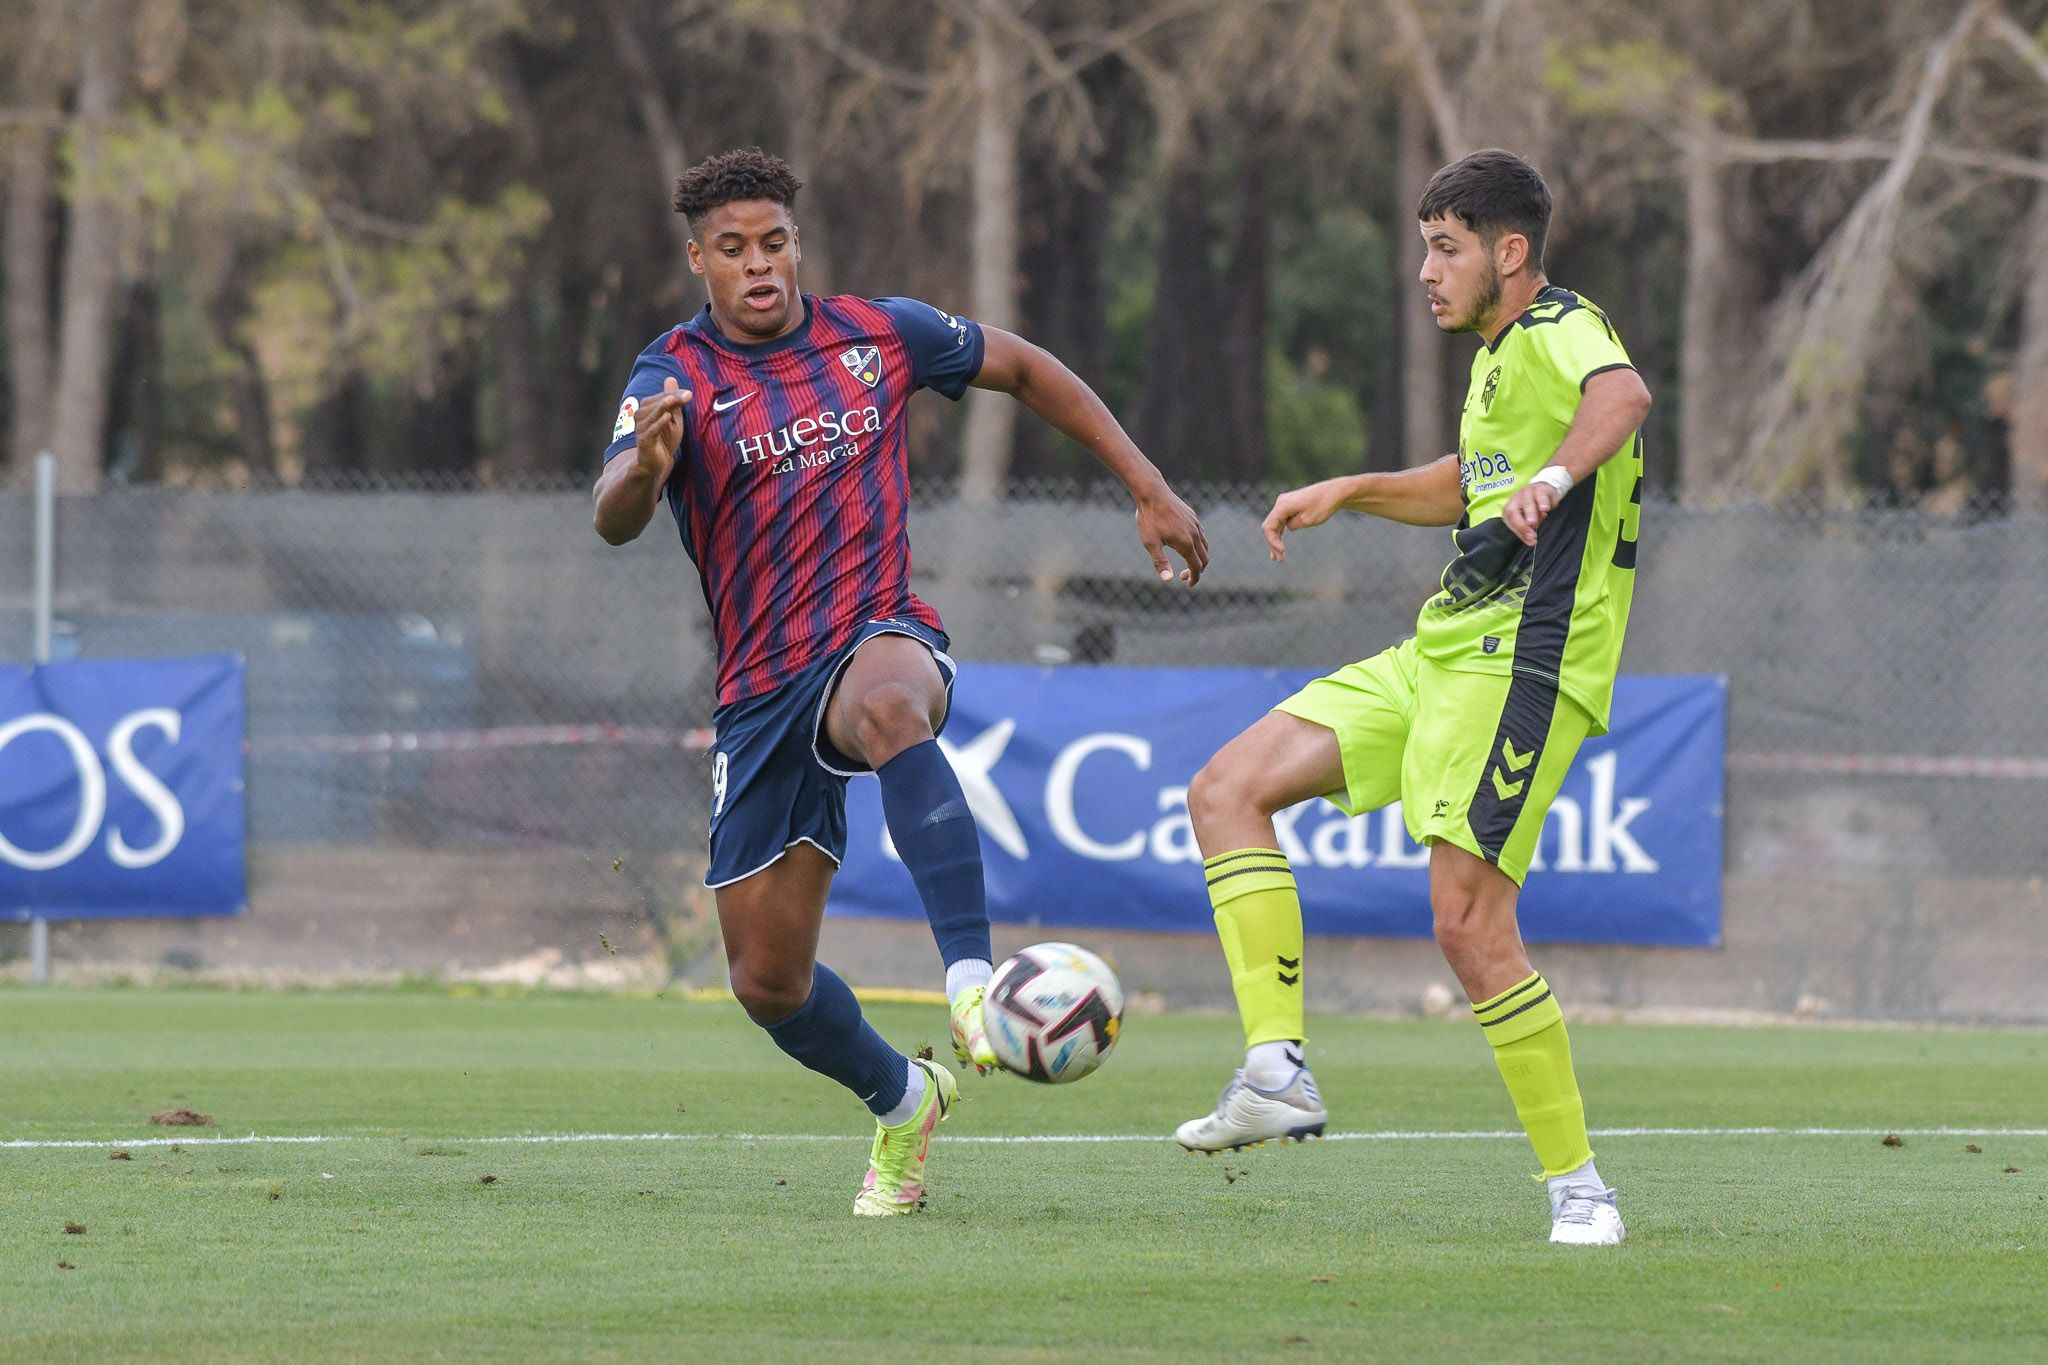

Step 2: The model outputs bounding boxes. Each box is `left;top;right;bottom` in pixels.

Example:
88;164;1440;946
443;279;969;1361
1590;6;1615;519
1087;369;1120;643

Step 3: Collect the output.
343;186;552;383
1271;205;1390;392
1267;349;1369;483
1544;37;1725;122
53;0;553;471
6;0;2042;493
1268;203;1391;480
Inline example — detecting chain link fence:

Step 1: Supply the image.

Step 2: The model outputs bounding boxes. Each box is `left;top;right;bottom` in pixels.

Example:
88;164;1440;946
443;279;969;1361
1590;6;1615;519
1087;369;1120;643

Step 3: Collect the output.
2;478;2044;1018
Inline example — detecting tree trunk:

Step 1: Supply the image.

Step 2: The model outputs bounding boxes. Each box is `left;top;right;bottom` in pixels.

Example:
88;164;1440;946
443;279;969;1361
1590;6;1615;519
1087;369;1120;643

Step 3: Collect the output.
48;0;128;494
226;337;278;483
781;40;832;295
1679;134;1739;503
106;274;165;482
494;292;548;484
5;125;57;472
300;374;369;482
2013;142;2048;513
1623;201;1665;480
1218;130;1271;483
556;267;600;476
1134;139;1216;478
407;376;481;477
1396;87;1449;466
1013;73;1118;482
207;248;274;483
600;0;692;265
1367;117;1405;474
959;0;1024;502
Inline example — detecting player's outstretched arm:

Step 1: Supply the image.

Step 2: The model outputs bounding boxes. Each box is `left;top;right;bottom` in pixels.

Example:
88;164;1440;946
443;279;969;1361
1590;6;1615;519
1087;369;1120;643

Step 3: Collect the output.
593;377;690;545
1260;456;1464;563
1502;367;1651;546
971;327;1208;586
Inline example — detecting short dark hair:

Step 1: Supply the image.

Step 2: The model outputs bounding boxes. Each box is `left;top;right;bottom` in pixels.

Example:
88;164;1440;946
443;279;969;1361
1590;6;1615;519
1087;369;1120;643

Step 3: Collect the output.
671;147;802;227
1417;149;1551;268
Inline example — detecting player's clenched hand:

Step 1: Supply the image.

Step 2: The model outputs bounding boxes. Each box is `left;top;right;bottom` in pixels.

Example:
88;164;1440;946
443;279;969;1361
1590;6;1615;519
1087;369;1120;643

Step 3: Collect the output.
635;376;691;474
1261;479;1350;562
1503;479;1557;547
1136;484;1209;586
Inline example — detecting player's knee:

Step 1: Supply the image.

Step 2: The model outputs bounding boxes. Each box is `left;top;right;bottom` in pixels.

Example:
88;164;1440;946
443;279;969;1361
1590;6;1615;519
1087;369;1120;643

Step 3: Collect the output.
1188;754;1263;831
1430;886;1490;960
850;682;935;759
729;958;812;1024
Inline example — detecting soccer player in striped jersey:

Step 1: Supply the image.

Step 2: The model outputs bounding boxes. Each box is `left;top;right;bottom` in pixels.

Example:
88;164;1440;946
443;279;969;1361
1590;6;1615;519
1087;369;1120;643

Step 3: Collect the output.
593;148;1207;1216
1173;149;1649;1246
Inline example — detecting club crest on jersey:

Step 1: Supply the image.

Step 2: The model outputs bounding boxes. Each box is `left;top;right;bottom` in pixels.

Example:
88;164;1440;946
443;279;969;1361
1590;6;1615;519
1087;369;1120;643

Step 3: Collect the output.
1481;365;1502;413
840;346;881;387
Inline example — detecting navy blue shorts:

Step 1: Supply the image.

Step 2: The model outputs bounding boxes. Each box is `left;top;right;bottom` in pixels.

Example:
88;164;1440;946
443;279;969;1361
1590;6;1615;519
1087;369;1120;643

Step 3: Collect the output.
704;617;956;889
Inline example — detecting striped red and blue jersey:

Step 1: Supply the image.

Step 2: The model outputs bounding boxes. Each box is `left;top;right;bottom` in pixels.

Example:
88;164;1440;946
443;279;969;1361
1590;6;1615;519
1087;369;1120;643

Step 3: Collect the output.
602;294;985;706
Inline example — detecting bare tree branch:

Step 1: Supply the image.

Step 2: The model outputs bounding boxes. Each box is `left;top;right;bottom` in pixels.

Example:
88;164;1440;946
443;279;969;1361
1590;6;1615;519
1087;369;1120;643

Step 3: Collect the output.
1380;0;1467;158
803;20;936;92
597;0;691;256
936;0;1099;151
1057;0;1240;73
1709;133;2048;184
1722;0;1992;498
1985;6;2048;89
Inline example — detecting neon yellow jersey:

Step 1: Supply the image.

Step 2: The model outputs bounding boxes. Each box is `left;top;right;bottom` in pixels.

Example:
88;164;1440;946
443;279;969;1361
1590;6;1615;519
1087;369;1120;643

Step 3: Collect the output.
1413;285;1642;734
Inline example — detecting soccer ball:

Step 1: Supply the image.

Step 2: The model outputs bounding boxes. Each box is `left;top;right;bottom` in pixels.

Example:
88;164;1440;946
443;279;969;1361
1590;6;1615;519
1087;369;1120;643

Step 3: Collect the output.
983;942;1124;1084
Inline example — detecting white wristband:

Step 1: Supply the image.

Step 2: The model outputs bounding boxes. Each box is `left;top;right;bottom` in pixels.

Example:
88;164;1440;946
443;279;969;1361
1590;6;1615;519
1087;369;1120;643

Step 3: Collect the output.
1530;465;1574;498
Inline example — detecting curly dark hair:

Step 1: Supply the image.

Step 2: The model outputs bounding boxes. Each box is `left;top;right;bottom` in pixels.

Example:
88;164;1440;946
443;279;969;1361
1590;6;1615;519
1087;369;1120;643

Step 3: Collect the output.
671;147;803;226
1417;148;1551;269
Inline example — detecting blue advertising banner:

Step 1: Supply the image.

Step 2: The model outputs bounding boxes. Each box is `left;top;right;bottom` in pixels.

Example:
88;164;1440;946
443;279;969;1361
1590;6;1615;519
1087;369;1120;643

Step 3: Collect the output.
832;666;1725;946
0;655;246;920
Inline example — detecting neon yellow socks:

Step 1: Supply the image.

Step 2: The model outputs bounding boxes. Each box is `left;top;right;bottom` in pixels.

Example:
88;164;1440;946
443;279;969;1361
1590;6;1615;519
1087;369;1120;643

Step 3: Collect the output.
1205;849;1305;1048
1474;971;1593;1178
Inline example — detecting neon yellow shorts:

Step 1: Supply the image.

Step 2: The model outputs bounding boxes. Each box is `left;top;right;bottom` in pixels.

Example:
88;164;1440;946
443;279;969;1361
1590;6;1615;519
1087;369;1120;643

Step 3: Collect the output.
1273;638;1591;885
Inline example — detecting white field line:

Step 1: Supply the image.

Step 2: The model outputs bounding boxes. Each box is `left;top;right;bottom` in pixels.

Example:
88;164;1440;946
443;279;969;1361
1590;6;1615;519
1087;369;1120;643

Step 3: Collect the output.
3;1126;2045;1152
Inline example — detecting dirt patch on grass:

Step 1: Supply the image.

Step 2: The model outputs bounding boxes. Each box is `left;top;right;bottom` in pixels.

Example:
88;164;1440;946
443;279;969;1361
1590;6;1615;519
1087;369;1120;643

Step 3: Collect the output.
150;1108;215;1127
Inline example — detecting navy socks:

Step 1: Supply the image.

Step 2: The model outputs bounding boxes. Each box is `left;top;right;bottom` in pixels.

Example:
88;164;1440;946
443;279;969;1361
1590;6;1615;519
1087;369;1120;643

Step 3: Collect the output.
878;739;992;967
759;963;909;1117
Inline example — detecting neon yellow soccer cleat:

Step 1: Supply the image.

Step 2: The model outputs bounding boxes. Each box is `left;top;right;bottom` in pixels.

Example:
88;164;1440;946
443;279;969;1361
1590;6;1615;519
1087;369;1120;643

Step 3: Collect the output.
852;1058;958;1217
950;985;998;1076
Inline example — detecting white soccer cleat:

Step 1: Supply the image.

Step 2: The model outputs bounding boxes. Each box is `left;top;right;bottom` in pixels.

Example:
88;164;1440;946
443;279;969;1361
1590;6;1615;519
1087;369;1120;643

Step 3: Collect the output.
1173;1068;1328;1152
1548;1183;1626;1246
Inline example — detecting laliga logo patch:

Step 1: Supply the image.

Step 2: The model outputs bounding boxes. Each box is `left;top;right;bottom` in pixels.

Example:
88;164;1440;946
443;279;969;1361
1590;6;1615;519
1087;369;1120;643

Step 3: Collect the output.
840;346;881;387
612;396;639;440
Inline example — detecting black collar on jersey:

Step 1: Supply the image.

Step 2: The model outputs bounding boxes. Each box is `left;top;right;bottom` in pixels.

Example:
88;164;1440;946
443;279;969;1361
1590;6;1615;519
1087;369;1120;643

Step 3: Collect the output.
1485;282;1576;353
689;293;819;358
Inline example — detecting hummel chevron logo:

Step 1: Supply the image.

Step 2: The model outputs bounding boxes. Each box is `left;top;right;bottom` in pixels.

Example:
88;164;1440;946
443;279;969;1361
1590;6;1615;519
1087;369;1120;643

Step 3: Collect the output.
1277;954;1301;987
1491;768;1526;801
711;390;756;413
1500;738;1535;772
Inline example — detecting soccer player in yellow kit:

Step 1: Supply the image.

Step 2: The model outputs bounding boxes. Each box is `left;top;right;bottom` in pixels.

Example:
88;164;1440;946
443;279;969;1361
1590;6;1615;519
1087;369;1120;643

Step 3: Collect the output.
1173;149;1650;1246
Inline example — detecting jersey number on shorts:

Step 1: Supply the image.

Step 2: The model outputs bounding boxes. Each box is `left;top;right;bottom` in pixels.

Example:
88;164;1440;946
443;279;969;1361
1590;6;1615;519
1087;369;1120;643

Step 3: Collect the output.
711;750;729;821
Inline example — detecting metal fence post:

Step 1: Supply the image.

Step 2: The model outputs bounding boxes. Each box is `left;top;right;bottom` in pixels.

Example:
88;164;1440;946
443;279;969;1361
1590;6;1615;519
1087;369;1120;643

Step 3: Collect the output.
29;452;55;984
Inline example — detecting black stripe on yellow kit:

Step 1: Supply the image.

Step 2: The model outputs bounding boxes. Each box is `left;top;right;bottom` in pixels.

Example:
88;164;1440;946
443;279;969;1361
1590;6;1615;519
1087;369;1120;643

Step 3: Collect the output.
1204;849;1289;879
1461;475;1595;861
1472;973;1546;1018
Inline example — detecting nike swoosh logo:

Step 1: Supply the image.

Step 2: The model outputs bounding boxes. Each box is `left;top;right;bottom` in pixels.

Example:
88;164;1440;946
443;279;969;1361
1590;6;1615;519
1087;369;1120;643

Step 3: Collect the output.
711;391;756;413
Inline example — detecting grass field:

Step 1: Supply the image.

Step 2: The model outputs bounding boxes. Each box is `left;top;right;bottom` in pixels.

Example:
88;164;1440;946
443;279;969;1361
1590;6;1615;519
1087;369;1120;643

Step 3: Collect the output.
1;988;2043;1362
